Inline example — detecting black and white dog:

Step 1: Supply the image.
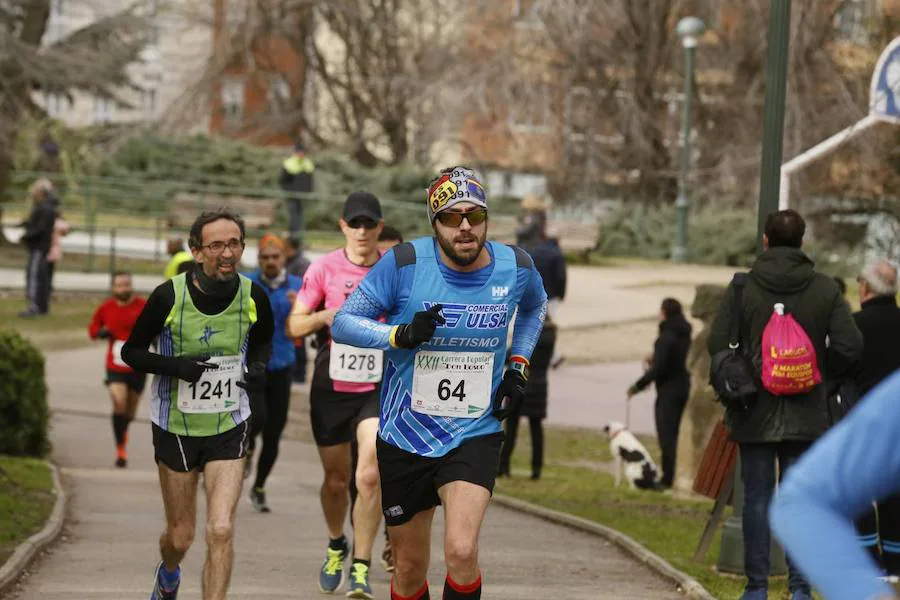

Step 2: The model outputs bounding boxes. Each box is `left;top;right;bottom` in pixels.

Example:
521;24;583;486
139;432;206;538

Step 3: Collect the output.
602;420;659;490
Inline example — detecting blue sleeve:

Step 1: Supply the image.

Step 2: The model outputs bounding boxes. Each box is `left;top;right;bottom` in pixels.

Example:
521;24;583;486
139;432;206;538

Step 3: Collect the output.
332;249;402;350
509;266;548;360
357;249;400;311
770;370;900;600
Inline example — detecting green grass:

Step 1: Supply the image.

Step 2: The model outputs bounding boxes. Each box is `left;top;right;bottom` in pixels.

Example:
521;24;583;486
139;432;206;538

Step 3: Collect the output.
496;425;800;600
0;291;104;352
0;456;55;565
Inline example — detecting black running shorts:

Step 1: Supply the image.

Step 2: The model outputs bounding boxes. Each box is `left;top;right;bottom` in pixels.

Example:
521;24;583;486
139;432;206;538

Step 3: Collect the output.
309;386;380;447
152;421;250;473
377;432;504;526
105;369;147;393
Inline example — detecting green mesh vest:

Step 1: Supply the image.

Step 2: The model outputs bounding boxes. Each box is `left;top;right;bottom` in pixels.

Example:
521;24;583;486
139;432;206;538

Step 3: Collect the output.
150;273;258;436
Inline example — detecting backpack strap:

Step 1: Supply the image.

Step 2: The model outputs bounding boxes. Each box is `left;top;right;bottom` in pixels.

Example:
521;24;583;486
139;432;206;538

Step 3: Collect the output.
729;273;748;349
392;242;416;268
508;245;534;270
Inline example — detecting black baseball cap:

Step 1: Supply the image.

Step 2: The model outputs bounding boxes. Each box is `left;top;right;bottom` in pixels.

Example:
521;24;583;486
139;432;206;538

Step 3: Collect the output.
343;191;383;222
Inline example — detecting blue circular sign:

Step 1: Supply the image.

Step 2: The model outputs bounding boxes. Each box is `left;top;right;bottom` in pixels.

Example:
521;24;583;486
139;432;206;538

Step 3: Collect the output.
871;36;900;122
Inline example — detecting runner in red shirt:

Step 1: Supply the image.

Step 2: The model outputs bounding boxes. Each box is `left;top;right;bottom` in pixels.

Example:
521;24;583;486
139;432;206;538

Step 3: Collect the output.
288;191;385;598
88;271;147;468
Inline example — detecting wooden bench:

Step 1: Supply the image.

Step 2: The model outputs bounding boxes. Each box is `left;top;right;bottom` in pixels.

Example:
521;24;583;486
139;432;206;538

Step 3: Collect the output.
167;193;280;231
549;220;601;252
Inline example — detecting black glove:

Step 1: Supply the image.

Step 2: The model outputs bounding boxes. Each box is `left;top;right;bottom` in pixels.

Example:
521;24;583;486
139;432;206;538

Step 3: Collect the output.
176;355;218;383
393;304;446;349
236;362;266;394
96;327;112;340
492;362;529;420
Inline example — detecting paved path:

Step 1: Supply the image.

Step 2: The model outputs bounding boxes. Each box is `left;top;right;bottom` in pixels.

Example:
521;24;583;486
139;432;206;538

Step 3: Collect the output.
5;347;684;599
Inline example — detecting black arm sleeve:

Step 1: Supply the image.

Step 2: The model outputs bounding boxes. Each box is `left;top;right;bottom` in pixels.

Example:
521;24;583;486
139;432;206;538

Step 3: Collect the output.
634;333;671;391
121;281;183;377
246;283;274;367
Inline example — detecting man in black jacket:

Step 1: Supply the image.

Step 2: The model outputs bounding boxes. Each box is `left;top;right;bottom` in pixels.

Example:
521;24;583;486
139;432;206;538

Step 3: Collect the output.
852;259;900;576
20;179;58;317
519;204;567;367
707;209;863;600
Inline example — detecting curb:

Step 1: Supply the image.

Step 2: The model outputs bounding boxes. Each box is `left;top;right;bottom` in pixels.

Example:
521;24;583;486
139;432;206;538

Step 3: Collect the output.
492;493;716;600
0;461;68;594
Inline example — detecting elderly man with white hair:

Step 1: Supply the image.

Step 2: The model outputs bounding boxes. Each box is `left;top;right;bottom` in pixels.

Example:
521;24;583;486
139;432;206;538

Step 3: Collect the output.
847;258;900;578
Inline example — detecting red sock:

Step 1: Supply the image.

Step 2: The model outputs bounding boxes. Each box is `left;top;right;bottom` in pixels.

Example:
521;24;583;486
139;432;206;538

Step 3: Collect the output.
443;572;481;599
391;579;430;600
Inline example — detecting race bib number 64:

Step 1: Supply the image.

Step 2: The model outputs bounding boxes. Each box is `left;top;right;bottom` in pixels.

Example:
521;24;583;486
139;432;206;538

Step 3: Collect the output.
411;351;493;419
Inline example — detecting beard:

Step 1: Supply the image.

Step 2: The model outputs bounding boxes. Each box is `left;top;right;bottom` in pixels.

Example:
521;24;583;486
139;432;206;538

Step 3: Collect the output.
113;292;132;302
209;257;238;281
436;228;486;267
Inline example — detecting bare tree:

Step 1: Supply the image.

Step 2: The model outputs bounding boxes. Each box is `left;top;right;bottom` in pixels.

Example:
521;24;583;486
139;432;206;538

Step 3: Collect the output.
190;0;476;166
467;0;889;206
0;0;150;240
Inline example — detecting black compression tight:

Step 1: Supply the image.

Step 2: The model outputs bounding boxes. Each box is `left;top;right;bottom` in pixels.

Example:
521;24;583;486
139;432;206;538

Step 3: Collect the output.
252;367;292;490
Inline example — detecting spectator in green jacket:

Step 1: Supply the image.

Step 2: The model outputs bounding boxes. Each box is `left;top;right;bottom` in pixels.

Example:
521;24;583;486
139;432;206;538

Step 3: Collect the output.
279;142;315;240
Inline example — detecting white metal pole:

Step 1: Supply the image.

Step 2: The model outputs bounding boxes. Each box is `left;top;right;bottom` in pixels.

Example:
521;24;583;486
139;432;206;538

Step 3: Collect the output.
778;114;882;210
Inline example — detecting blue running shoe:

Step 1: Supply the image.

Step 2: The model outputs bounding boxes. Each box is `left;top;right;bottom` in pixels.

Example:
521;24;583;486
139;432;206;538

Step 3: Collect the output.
739;588;767;600
318;540;349;594
149;560;180;600
346;562;374;599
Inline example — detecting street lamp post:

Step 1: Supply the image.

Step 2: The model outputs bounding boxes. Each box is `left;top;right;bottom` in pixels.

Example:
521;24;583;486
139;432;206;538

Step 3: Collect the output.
672;16;705;263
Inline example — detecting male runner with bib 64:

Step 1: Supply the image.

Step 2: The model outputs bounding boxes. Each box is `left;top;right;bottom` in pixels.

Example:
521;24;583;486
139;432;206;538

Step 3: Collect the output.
332;166;548;600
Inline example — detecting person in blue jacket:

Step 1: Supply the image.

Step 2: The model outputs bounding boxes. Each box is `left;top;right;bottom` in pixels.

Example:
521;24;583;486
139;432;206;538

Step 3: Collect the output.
770;368;900;600
245;233;302;513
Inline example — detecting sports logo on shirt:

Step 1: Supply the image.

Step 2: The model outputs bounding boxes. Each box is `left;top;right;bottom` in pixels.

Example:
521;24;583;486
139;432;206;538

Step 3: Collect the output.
423;301;509;329
198;326;223;346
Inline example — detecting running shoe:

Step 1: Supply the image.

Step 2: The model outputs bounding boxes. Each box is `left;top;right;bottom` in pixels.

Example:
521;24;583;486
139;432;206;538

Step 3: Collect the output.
149;560;180;600
380;539;394;573
346;562;374;599
115;457;127;468
250;487;270;513
318;539;349;593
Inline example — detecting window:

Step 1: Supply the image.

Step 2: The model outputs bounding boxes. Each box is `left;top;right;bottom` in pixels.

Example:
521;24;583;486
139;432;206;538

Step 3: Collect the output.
834;0;875;44
566;86;592;138
225;0;247;32
508;82;551;133
268;77;291;106
512;0;542;20
221;77;244;124
43;93;63;117
93;96;112;123
143;89;157;117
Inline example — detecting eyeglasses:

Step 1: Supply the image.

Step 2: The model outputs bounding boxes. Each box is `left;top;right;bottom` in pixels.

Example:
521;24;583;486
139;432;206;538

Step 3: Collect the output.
346;217;379;230
202;239;245;254
436;209;488;228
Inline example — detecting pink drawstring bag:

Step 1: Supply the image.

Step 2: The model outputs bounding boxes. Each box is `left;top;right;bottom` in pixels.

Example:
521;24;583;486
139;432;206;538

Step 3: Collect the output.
761;303;821;396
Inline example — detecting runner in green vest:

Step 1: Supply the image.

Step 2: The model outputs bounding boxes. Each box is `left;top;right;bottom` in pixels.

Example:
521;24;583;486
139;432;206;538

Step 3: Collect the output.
122;208;274;600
